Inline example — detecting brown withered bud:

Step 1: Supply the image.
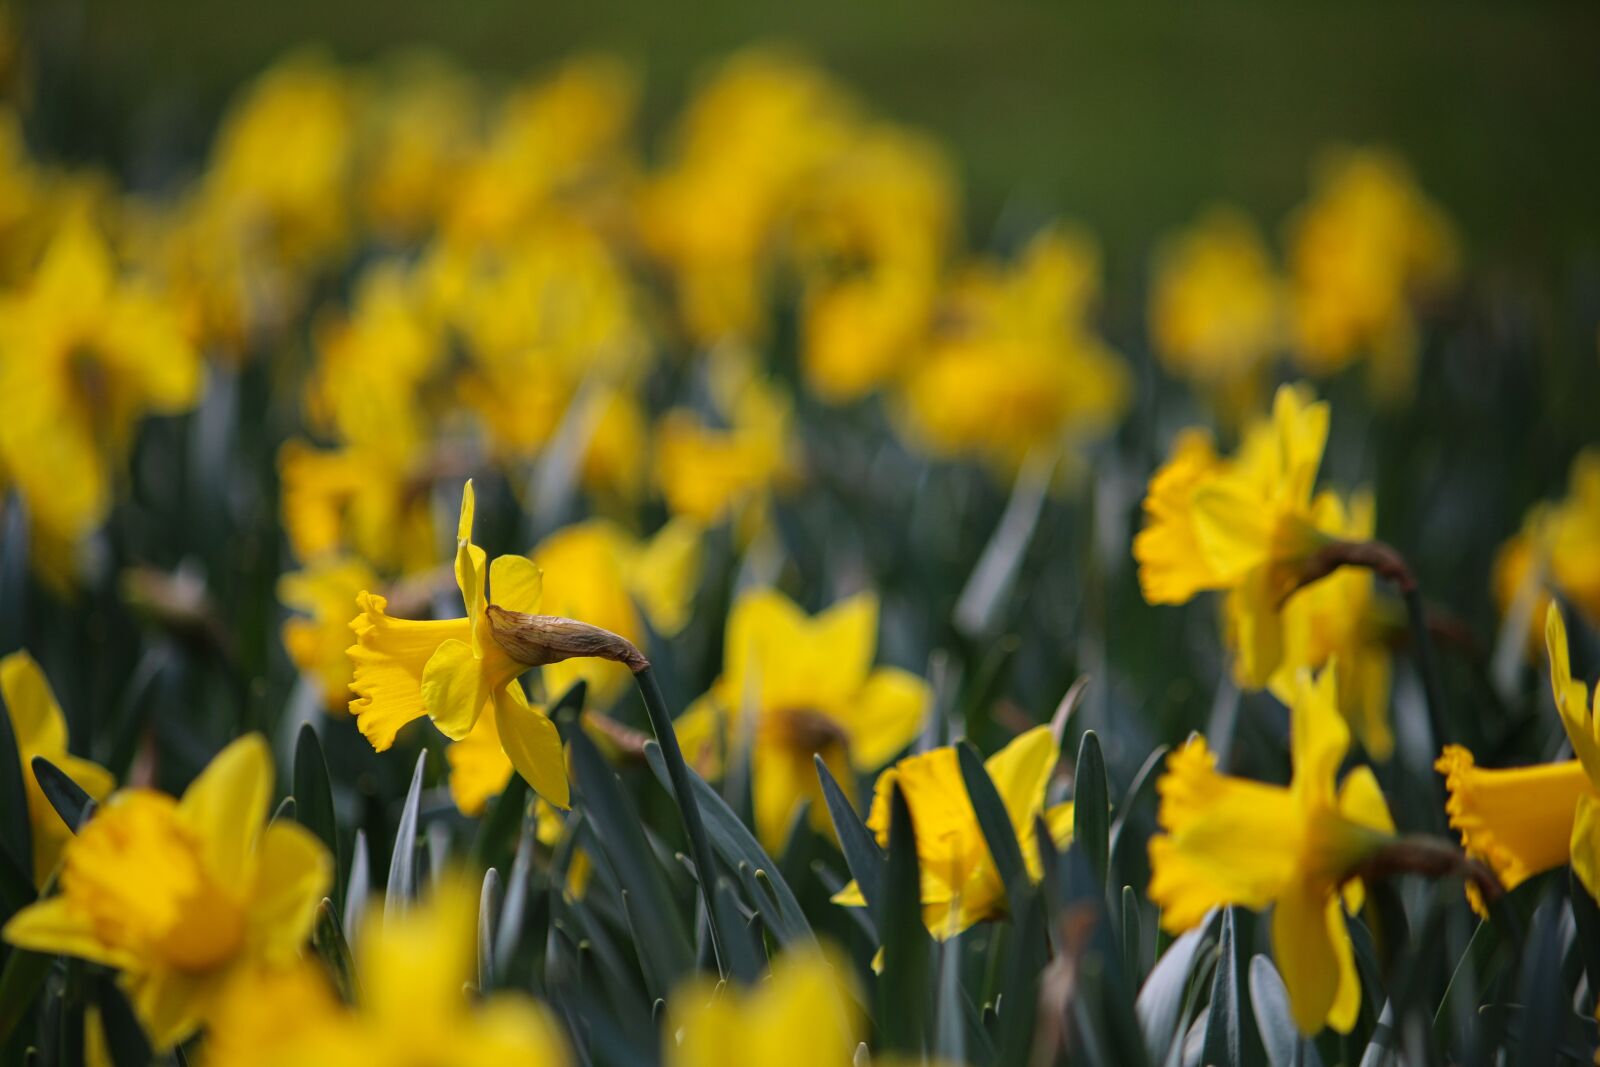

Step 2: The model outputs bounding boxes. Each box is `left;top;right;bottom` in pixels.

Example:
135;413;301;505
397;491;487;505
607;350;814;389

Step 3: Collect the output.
487;605;650;672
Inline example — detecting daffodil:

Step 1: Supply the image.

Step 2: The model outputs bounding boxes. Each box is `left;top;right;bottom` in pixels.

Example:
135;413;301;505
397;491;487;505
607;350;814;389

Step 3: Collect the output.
898;224;1131;470
348;480;568;809
201;881;573;1067
667;946;860;1067
674;587;930;850
279;555;380;710
2;735;331;1049
1492;447;1600;657
1133;383;1340;687
1286;147;1458;403
1;651;114;886
1148;206;1283;421
1438;605;1600;908
355;54;478;240
832;725;1074;939
277;438;437;575
1147;665;1396;1034
0;213;202;563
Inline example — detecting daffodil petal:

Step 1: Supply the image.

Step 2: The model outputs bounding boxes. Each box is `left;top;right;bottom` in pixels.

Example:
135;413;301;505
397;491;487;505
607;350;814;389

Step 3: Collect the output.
178;734;271;887
421;638;489;741
493;685;568;810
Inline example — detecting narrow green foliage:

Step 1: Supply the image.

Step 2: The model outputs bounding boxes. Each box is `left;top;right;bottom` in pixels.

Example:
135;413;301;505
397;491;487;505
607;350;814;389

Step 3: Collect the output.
384;750;427;921
30;757;94;833
957;739;1030;921
879;784;931;1059
1072;731;1109;892
292;723;343;904
815;754;885;918
311;898;359;1003
478;867;501;994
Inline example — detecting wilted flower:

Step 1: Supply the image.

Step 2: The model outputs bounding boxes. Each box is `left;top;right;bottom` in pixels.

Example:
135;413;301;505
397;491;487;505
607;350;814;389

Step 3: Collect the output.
1148;666;1395;1033
203;881;572;1067
348;480;568;809
832;725;1075;939
0;214;202;571
675;587;931;850
2;735;331;1049
1439;604;1600;909
1;651;114;885
1286;147;1458;402
1493;447;1600;656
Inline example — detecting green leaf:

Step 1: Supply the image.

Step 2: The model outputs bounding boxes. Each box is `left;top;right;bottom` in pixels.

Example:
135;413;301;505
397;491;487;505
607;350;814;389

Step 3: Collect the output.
1200;908;1261;1067
470;764;529;873
292;723;344;905
814;753;885;919
0;840;33;927
1249;954;1322;1067
712;877;766;985
477;867;500;994
91;973;152;1067
879;783;931;1059
1107;743;1168;871
311;898;359;1004
1072;731;1109;891
1570;868;1600;998
957;739;1030;922
0;945;52;1045
30;757;94;833
1122;884;1143;986
643;741;814;946
270;796;295;825
1135;916;1216;1063
569;726;693;998
384;750;427;922
1516;891;1571;1067
343;829;370;939
0;701;34;911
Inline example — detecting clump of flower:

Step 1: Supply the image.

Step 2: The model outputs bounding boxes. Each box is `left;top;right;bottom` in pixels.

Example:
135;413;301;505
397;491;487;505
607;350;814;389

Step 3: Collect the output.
1493;447;1600;656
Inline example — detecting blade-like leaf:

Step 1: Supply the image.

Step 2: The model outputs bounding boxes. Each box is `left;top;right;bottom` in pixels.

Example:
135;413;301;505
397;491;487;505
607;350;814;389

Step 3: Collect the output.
879;783;931;1058
92;973;152;1067
957;739;1030;922
385;750;427;922
293;723;343;905
311;898;358;1004
0;699;33;909
1072;731;1109;891
344;829;370;940
0;944;51;1045
815;754;885;917
31;757;94;833
1199;908;1260;1067
1248;954;1322;1067
478;867;501;994
1122;885;1143;986
712;877;766;985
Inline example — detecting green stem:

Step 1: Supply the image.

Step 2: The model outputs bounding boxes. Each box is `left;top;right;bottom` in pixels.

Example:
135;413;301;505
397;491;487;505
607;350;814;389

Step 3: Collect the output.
633;665;727;978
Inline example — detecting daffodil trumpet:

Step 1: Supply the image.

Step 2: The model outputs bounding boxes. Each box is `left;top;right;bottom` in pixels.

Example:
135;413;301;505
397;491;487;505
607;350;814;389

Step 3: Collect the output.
486;603;729;978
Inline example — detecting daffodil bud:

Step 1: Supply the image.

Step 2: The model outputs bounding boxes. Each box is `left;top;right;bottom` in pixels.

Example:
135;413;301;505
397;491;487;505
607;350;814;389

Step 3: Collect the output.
487;604;650;672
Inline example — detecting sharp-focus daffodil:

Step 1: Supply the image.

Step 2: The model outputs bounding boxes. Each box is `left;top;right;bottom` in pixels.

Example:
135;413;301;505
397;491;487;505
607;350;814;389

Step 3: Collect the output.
1;651;114;885
1133;383;1342;687
1286;147;1458;404
833;725;1074;939
0;214;202;562
667;946;860;1067
348;480;568;809
201;881;573;1067
1493;447;1600;657
675;587;931;851
1438;604;1600;910
2;735;331;1050
1148;665;1395;1034
278;555;380;710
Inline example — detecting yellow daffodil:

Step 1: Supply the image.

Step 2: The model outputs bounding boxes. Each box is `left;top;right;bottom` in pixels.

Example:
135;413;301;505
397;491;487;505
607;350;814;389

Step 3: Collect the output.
899;225;1131;470
2;735;331;1050
348;480;568;809
1148;206;1283;421
0;213;202;560
667;946;860;1067
1270;490;1402;760
277;438;436;575
1;651;114;886
675;587;930;850
1493;447;1600;656
202;881;572;1067
1148;666;1396;1034
1133;383;1341;687
279;555;380;710
833;725;1074;939
1438;605;1600;909
1286;147;1458;403
356;54;478;240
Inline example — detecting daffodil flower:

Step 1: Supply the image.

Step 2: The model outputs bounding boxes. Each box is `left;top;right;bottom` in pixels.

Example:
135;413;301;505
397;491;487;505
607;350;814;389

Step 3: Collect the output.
675;587;930;850
348;480;568;809
832;725;1075;940
1147;665;1395;1034
278;555;379;710
203;880;573;1067
1438;604;1600;908
668;946;860;1067
1;651;114;886
2;735;330;1050
1492;447;1600;659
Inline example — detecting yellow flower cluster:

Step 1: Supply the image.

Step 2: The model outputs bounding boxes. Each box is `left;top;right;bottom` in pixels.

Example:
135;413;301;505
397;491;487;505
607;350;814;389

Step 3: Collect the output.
1493;447;1600;654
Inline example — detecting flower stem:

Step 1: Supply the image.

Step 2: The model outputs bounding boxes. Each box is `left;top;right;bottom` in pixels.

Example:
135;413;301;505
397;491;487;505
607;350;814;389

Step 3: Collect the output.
633;664;727;979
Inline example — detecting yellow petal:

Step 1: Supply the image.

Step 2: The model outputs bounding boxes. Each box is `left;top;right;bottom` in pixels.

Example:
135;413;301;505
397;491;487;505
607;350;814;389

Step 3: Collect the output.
1336;766;1395;837
348;592;471;751
722;588;811;709
1133;429;1225;605
1272;882;1341;1034
493;685;569;810
457;478;477;544
1547;604;1600;783
446;711;515;817
1289;665;1350;808
1571;790;1600;907
810;591;880;699
2;895;136;969
841;667;930;770
1223;568;1285;688
127;967;206;1052
1436;745;1589;895
983;725;1060;831
489;554;544;616
752;744;810;855
626;517;703;637
421;638;490;740
1191;475;1275;583
247;821;332;962
673;694;727;780
179;734;271;887
0;651;66;753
